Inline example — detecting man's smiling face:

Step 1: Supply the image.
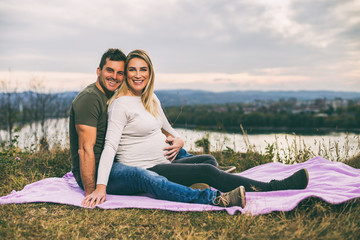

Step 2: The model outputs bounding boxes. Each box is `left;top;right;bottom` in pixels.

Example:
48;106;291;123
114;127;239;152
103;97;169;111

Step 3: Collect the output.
97;58;125;93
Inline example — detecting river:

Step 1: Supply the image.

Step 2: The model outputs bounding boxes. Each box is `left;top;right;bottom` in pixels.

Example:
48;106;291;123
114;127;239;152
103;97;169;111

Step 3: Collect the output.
1;118;359;159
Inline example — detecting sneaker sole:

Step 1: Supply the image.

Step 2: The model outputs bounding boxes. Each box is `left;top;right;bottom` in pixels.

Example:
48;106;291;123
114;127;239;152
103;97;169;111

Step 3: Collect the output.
224;166;236;173
190;183;210;190
240;186;246;208
303;168;309;188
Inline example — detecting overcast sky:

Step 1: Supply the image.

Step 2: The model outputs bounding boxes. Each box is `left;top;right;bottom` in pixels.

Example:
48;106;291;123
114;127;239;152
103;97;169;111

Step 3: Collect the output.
0;0;359;92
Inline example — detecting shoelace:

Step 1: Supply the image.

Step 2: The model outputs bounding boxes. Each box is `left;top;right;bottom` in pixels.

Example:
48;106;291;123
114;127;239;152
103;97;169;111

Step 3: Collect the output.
213;193;230;207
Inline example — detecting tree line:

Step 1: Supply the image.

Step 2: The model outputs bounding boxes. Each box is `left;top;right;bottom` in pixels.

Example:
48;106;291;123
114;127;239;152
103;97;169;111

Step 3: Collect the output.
163;102;360;132
1;80;359;147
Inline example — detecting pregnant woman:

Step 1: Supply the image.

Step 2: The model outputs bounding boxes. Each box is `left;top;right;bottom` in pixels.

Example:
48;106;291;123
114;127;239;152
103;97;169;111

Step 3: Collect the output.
82;49;308;208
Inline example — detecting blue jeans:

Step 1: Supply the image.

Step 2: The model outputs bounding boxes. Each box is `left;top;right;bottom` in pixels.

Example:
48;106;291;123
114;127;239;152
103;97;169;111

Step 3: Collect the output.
106;162;218;205
175;148;194;159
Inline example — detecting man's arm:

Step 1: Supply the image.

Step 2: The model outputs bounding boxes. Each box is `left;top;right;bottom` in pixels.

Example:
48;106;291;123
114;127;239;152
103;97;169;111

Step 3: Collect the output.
76;124;97;196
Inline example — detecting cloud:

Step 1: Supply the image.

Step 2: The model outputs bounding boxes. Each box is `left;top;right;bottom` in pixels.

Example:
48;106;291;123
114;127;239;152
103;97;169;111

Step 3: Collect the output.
155;69;359;92
1;66;359;93
0;0;359;92
0;71;94;92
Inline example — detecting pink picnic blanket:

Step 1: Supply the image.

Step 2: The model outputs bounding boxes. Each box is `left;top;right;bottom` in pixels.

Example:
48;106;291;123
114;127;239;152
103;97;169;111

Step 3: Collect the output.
1;156;359;215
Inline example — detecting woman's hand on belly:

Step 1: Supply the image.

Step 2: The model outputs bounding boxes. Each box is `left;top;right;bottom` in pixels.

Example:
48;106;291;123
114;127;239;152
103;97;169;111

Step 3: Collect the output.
163;136;184;161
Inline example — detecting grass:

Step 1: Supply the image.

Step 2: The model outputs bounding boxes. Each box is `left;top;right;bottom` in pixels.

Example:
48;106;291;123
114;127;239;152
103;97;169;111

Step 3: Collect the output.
1;140;360;239
1;200;359;239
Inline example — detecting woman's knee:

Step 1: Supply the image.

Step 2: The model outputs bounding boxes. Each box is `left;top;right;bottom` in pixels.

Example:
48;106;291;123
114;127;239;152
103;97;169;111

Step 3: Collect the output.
199;154;218;167
196;163;219;175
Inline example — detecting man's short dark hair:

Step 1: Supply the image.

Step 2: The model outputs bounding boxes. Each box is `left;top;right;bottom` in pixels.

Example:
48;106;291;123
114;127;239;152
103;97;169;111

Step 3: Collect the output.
99;48;126;70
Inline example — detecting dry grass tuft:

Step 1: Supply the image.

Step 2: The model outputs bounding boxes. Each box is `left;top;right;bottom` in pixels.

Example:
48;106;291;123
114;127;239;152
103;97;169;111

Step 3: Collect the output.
1;137;359;239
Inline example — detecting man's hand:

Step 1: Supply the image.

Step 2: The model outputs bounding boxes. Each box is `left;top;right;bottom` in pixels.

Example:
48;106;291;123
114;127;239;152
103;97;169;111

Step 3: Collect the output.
163;136;184;161
82;184;107;208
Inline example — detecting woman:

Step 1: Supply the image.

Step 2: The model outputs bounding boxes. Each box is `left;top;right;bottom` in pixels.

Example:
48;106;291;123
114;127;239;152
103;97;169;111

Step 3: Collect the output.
83;49;308;207
82;50;246;208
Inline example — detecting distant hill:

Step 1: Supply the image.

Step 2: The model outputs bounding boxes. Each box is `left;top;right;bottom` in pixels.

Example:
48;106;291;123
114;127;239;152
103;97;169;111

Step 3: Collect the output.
154;90;360;106
2;90;360;107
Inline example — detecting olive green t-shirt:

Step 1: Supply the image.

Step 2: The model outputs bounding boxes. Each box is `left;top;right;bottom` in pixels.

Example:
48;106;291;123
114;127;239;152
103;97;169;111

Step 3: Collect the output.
69;83;109;185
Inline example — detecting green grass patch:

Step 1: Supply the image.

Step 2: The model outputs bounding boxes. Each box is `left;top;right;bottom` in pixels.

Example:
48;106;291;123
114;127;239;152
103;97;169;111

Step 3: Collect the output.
1;145;359;239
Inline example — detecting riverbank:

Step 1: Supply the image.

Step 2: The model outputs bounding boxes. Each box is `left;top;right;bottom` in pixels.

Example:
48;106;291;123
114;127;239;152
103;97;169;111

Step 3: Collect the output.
1;118;359;163
172;124;360;135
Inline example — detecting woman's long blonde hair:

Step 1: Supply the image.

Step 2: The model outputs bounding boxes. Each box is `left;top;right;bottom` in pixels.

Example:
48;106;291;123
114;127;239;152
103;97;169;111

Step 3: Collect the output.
108;49;159;117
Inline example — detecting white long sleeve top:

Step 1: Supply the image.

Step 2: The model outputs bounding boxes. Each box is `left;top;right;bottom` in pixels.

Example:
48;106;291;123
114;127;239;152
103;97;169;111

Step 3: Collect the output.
96;94;180;186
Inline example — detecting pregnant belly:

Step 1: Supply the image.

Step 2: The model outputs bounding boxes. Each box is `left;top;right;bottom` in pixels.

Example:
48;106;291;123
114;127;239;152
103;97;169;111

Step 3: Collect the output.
118;132;170;165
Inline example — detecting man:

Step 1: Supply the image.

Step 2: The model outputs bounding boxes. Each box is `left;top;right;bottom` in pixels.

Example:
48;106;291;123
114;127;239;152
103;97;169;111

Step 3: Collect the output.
70;49;127;195
70;49;186;197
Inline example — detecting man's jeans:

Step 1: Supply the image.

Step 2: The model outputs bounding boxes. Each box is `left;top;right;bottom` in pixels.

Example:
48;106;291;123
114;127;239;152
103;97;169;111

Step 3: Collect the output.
174;148;194;159
106;162;217;205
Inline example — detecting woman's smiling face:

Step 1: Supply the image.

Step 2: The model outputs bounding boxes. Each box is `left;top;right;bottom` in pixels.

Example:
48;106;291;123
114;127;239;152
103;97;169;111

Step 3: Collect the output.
126;57;150;96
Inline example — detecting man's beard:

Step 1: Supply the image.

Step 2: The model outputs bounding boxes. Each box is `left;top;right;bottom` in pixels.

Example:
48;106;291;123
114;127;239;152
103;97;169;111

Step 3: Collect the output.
99;76;115;98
